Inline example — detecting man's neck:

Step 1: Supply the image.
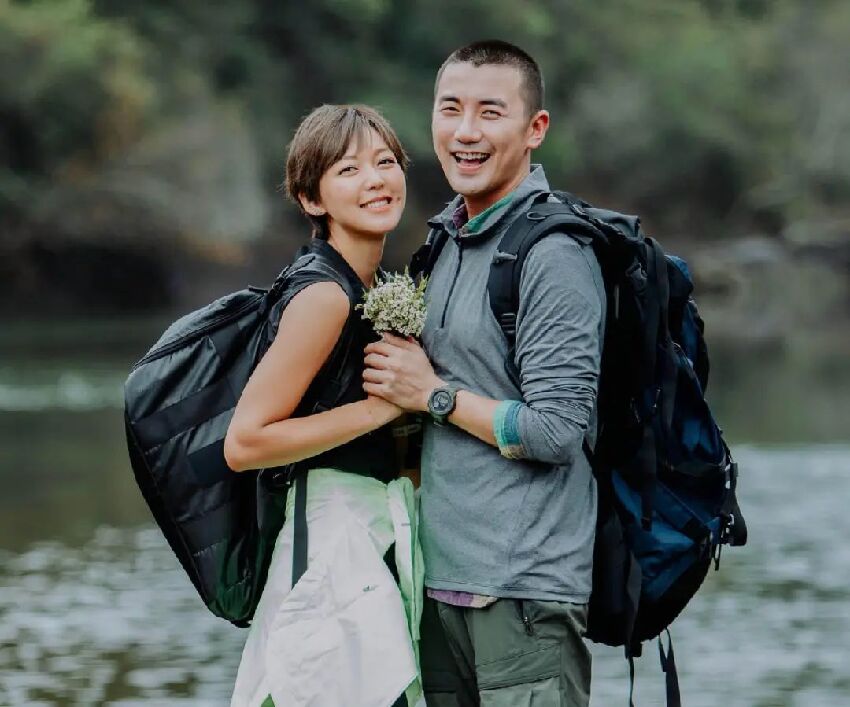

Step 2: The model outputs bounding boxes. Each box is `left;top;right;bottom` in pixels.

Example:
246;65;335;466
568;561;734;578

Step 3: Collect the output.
463;165;531;219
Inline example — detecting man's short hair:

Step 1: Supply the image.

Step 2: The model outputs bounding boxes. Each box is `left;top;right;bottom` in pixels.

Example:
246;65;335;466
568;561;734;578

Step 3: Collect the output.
435;40;544;117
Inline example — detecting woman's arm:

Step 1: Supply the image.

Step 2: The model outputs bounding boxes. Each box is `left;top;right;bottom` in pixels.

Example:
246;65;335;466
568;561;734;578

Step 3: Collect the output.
224;281;401;472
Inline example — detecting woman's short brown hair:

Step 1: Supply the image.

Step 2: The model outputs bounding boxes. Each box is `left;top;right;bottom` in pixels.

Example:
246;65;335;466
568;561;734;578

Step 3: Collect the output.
284;104;409;238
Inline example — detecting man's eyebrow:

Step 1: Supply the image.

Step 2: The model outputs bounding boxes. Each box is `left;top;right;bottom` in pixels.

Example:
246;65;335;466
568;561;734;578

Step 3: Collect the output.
479;98;508;109
437;95;508;110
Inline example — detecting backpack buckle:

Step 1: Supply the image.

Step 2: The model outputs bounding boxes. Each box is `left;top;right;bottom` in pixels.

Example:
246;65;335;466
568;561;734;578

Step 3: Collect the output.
493;250;518;263
527;211;547;222
499;312;517;336
266;466;295;491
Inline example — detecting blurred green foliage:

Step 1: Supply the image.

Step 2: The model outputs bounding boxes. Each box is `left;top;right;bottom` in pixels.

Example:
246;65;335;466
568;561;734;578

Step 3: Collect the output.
1;0;849;255
0;0;153;207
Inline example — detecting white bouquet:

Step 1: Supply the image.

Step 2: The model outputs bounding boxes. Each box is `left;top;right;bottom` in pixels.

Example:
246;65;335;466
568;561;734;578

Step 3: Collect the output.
357;269;427;338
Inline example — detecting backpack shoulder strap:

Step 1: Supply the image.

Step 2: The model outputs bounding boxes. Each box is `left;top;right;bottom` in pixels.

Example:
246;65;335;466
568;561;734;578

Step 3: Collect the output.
488;196;609;387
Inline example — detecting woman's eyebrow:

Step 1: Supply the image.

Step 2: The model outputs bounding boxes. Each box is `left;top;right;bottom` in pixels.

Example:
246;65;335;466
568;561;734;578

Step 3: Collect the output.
339;145;391;160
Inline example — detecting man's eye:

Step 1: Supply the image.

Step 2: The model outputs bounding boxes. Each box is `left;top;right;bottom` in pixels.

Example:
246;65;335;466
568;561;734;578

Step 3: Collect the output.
483;110;501;118
440;105;460;114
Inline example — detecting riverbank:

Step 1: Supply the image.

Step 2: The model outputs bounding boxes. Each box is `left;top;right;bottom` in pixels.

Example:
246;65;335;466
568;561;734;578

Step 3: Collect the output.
2;445;848;705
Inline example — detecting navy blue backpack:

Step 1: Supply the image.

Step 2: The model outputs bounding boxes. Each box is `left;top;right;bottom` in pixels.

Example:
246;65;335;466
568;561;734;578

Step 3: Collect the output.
413;191;748;706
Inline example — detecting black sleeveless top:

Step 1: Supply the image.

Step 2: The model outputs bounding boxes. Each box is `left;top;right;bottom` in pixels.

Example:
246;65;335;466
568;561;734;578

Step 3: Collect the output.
279;239;397;484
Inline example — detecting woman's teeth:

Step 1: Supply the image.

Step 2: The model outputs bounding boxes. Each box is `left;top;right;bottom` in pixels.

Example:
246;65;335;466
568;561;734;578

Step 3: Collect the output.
363;198;391;209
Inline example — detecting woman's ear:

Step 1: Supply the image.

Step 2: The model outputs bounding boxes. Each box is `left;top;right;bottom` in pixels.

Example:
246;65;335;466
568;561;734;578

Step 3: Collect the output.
298;194;326;217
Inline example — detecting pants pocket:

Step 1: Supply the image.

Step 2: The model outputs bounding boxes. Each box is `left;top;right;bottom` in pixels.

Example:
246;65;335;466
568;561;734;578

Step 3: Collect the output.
477;642;561;691
480;676;561;707
477;601;591;707
477;643;562;707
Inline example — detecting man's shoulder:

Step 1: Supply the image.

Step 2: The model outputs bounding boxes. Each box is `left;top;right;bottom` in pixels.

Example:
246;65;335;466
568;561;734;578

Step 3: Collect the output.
517;230;605;314
522;229;601;276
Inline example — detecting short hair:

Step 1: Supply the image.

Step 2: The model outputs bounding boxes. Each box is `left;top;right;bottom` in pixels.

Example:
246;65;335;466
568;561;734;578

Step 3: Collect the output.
435;40;544;117
284;104;409;238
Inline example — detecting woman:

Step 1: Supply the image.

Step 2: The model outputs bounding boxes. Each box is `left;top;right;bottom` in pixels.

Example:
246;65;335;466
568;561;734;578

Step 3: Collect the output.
224;105;422;707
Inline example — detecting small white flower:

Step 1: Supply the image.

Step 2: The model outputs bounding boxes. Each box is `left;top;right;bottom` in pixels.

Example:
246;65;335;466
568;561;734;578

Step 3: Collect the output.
357;269;428;338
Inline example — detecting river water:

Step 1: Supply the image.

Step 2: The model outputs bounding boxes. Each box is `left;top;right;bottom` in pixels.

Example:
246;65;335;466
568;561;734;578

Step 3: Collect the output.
1;317;848;706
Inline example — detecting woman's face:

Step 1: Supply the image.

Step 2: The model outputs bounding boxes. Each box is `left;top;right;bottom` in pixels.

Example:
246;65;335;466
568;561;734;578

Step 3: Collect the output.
312;129;406;239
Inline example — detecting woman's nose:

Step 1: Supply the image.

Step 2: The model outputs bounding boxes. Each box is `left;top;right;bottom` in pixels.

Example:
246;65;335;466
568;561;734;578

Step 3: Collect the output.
364;164;385;188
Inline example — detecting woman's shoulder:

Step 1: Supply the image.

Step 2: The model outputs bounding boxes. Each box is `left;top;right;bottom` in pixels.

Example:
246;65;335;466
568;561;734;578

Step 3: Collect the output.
282;280;350;328
284;242;364;306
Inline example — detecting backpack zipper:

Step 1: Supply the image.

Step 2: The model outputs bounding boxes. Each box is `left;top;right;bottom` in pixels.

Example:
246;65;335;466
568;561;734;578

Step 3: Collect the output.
132;293;264;370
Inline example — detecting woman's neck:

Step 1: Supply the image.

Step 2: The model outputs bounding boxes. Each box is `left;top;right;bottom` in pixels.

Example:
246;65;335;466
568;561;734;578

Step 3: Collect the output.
326;226;385;288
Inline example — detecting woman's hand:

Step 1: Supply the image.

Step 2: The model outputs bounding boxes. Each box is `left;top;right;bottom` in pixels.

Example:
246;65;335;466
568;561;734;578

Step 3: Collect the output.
366;394;404;422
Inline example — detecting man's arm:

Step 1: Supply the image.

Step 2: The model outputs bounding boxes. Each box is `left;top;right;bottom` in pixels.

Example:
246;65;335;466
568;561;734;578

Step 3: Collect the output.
509;234;604;465
363;233;603;465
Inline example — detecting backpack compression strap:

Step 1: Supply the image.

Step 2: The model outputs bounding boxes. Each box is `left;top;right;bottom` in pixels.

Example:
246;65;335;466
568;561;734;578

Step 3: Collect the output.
291;471;308;587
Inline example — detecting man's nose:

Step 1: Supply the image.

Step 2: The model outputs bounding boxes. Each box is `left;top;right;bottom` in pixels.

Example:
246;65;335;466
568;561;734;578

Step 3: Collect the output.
453;113;482;144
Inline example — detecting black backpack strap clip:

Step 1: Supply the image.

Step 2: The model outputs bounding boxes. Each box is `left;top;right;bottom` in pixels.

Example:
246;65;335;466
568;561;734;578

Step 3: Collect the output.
498;312;518;337
718;446;748;548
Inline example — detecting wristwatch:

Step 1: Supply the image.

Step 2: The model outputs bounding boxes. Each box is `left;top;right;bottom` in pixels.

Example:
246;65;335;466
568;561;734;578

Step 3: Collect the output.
427;386;457;425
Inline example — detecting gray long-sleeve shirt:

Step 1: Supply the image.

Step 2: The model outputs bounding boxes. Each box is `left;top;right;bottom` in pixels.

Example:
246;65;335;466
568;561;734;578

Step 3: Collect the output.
420;166;605;602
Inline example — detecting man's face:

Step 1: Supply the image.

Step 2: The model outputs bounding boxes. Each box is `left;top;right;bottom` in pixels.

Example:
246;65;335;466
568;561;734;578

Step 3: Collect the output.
432;62;549;217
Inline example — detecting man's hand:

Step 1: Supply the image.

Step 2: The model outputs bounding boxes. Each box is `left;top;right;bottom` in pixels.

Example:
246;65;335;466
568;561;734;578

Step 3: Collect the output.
363;333;444;412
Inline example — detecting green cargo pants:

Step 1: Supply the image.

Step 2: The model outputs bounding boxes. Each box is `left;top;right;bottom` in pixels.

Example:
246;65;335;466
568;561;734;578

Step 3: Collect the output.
420;596;591;707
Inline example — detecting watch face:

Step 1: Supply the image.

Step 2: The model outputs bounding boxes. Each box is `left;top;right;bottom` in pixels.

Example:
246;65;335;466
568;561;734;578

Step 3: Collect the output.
431;389;454;415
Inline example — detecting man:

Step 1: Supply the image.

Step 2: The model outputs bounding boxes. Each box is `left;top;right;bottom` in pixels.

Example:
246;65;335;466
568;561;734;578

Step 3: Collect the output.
363;40;605;706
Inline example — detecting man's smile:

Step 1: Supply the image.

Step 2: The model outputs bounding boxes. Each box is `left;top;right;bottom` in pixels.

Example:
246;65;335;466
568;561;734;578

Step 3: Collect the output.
452;151;491;173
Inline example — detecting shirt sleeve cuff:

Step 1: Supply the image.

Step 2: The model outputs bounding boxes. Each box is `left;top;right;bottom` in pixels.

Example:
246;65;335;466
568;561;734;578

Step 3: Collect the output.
493;400;526;459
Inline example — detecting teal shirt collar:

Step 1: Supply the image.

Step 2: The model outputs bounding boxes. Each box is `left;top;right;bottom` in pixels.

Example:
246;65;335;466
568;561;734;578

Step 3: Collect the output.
428;165;551;241
465;191;515;233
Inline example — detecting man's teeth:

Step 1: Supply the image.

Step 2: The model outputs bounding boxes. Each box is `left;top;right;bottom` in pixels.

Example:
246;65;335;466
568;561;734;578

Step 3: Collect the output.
454;152;490;163
363;198;391;209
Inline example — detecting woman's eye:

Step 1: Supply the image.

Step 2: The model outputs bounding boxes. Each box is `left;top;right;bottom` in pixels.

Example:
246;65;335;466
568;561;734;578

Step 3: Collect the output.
379;157;397;166
339;165;356;175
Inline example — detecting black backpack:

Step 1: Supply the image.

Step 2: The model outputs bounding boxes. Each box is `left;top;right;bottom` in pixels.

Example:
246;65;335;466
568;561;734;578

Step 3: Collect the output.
124;239;365;627
412;191;747;705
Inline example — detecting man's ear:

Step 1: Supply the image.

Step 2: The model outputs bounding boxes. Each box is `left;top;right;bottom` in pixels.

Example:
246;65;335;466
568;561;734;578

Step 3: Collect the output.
526;109;550;150
298;194;326;217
